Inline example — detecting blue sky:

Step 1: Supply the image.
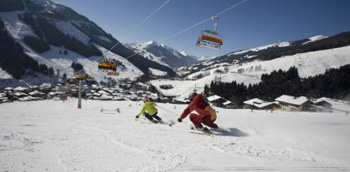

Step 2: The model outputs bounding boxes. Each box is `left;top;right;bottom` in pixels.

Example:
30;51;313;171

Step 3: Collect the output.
53;0;350;57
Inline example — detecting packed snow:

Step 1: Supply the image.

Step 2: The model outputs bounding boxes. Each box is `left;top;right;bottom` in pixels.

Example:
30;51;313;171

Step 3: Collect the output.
0;100;349;171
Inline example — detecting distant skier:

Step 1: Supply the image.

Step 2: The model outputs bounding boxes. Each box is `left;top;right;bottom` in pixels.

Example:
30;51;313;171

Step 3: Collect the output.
135;96;162;123
177;93;218;131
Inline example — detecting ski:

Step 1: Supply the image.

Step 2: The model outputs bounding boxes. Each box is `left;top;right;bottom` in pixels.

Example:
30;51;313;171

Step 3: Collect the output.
190;125;214;136
135;117;172;126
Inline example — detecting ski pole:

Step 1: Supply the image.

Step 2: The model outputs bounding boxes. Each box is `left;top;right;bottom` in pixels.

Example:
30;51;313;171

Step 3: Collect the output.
157;105;177;115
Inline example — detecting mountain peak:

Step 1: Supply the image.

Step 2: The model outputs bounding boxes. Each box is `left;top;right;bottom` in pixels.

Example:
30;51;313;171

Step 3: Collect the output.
179;51;188;57
30;0;53;6
143;40;158;47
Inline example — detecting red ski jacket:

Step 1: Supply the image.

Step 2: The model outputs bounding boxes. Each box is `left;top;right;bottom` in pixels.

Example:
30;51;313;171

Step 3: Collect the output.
180;94;216;120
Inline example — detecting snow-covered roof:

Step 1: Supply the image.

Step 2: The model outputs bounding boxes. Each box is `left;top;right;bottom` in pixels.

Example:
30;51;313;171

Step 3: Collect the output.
40;83;52;89
254;102;278;108
314;97;328;104
315;97;350;112
99;95;113;100
93;92;102;96
244;98;264;106
14;92;27;97
29;90;45;96
49;92;58;96
207;95;222;102
14;87;28;92
275;95;309;106
18;96;41;101
4;87;13;91
223;100;234;106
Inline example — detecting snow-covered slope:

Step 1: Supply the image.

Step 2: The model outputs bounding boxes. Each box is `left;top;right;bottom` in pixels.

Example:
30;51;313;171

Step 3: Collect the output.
1;100;349;171
125;41;169;67
26;45;143;82
230;41;292;56
153;45;350;99
0;0;175;85
190;45;350;82
303;35;328;45
0;11;144;82
126;41;198;68
182;32;350;77
0;67;12;79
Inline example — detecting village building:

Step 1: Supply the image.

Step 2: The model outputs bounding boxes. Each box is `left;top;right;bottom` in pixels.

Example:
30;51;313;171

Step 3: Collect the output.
14;86;29;93
314;97;350;114
253;102;280;111
244;98;279;110
207;95;226;107
223;100;236;109
243;98;264;109
275;95;311;111
4;87;13;93
314;98;333;108
29;90;46;98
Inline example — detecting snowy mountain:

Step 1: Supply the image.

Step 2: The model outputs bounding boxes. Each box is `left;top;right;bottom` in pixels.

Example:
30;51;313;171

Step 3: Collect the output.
0;0;175;88
163;43;350;100
179;31;350;78
125;41;198;68
217;32;349;65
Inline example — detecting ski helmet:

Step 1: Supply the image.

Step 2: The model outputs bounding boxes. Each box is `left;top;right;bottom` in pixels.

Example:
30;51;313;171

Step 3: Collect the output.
143;96;150;102
189;92;198;101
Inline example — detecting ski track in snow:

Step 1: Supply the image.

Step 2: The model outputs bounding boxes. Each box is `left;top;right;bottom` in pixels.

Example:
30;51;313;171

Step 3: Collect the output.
0;100;350;171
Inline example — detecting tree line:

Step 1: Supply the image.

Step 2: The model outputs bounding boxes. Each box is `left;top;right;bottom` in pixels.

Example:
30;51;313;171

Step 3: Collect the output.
206;65;350;106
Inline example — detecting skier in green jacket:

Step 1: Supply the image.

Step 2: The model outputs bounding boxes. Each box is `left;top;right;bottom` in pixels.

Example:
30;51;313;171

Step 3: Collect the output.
135;96;162;123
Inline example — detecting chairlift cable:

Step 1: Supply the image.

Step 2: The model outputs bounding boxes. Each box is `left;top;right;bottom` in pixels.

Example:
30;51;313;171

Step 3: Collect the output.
130;0;172;33
161;0;249;44
124;0;249;59
95;0;172;63
62;0;171;78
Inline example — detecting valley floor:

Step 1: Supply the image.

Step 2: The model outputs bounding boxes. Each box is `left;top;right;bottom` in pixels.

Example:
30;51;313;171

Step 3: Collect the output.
0;100;350;172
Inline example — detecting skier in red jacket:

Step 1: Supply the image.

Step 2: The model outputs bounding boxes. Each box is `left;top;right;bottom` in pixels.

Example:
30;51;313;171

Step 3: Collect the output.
177;93;218;130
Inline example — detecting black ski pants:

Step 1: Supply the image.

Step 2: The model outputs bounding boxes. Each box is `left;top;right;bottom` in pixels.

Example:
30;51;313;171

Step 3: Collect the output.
144;112;162;121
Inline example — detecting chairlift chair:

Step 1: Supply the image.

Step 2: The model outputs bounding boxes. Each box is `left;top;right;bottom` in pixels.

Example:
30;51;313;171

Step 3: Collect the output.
196;15;223;50
98;59;119;76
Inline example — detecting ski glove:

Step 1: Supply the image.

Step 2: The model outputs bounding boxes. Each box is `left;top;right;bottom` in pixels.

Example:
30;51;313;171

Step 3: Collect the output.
177;118;182;122
135;115;139;119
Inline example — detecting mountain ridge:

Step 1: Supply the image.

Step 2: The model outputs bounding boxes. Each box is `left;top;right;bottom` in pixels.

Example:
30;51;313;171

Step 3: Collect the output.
125;40;199;68
0;0;176;86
